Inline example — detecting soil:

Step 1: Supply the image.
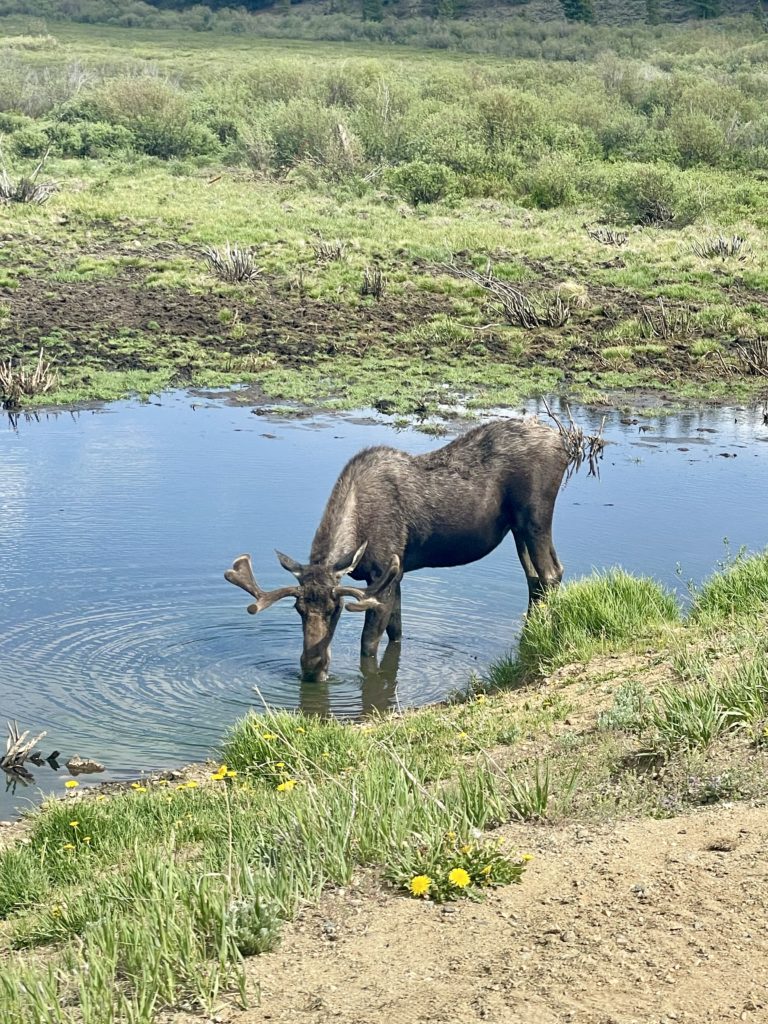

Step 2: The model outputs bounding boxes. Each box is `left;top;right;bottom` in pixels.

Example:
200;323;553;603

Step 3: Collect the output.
238;803;768;1024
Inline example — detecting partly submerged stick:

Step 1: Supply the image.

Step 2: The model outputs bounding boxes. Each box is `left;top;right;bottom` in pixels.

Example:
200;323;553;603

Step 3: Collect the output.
542;399;606;479
1;721;47;781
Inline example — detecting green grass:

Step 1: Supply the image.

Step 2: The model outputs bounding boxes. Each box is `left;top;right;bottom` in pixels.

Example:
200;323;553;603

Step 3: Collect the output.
2;551;768;1019
691;549;768;622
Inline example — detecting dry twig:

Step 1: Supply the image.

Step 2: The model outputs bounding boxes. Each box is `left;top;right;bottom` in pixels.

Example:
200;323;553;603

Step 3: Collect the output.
201;242;261;283
0;145;58;205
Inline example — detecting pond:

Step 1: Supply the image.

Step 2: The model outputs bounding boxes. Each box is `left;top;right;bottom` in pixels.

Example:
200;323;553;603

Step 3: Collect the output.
1;391;766;819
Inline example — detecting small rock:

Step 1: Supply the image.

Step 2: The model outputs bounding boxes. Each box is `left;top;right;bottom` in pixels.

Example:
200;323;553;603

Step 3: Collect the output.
66;756;106;775
561;930;576;943
707;836;737;852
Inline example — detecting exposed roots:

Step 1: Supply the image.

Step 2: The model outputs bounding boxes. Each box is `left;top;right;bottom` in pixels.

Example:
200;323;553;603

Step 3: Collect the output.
543;400;606;479
440;261;571;330
585;226;628;247
0;146;58;205
201;242;261;283
640;298;692;341
0;349;58;409
690;234;749;262
734;338;768;378
361;263;385;299
1;722;47;782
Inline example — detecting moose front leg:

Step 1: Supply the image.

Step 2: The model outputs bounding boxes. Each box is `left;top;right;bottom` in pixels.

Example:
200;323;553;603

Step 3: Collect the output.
385;580;402;643
360;604;391;660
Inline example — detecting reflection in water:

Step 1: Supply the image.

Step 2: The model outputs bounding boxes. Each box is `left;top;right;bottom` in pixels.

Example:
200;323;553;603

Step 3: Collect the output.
1;392;767;819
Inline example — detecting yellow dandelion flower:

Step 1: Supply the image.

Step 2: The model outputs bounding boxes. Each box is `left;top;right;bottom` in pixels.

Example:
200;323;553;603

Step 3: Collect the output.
262;733;278;741
96;795;107;802
64;780;79;789
185;780;199;789
69;821;79;829
409;875;432;897
156;779;168;786
217;764;228;774
51;906;62;918
82;836;92;844
460;844;473;855
276;779;297;792
131;784;147;793
275;761;286;769
225;769;237;778
446;831;457;842
448;867;471;888
62;843;75;852
521;853;534;863
481;864;492;876
296;726;306;733
210;772;225;781
457;732;468;740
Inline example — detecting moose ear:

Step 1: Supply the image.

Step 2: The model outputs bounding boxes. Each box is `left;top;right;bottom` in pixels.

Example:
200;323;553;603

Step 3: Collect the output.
275;550;304;578
333;541;368;577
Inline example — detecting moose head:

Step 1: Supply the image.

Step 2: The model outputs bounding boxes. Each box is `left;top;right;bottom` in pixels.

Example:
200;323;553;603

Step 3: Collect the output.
225;543;400;682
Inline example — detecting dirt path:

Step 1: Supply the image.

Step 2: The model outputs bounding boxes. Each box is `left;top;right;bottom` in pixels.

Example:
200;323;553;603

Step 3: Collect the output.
241;803;768;1024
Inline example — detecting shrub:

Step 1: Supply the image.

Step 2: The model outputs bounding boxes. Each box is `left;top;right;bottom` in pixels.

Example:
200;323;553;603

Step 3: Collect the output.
94;76;218;158
523;154;580;209
610;163;699;226
387;159;462;205
9;123;49;157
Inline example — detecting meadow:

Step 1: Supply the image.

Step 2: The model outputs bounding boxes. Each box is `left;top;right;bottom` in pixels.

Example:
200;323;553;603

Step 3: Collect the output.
1;551;767;1021
2;13;768;1020
1;16;768;414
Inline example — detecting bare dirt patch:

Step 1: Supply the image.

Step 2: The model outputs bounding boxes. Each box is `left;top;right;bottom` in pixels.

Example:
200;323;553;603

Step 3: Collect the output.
238;803;768;1024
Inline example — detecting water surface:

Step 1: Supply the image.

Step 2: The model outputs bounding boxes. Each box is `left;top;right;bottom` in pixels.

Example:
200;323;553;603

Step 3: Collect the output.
1;393;766;818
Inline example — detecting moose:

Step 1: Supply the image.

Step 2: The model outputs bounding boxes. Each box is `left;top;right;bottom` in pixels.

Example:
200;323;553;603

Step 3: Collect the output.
225;417;571;683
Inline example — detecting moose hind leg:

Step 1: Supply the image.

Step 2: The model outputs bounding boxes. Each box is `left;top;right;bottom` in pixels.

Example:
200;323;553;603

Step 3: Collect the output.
512;529;545;609
520;518;563;607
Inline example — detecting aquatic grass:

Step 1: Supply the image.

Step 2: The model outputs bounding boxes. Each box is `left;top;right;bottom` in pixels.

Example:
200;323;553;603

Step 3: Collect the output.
514;570;681;678
691;549;768;622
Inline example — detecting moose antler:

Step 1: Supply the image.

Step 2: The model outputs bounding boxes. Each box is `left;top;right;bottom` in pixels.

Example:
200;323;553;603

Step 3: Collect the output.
334;556;401;612
224;555;299;614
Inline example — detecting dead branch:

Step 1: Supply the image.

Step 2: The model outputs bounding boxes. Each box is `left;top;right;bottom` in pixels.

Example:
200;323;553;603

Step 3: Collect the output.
1;721;47;781
439;261;571;330
542;400;606;479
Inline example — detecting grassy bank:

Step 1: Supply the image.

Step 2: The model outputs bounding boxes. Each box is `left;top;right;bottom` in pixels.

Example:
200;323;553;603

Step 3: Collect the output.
1;550;767;1022
2;21;768;413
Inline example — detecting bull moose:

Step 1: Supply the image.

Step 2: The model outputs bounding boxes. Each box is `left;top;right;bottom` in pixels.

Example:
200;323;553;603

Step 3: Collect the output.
225;417;571;683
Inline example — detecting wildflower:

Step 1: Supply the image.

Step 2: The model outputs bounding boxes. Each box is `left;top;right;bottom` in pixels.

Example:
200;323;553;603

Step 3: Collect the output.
64;780;79;789
409;875;432;897
460;844;473;855
445;831;457;843
448;868;471;888
185;780;199;789
225;769;237;778
62;843;75;852
275;762;286;769
217;764;228;775
82;836;92;845
96;795;107;802
69;821;79;829
296;726;306;733
481;864;492;876
475;694;487;703
457;732;468;740
51;906;62;917
521;853;534;863
262;733;278;741
156;779;168;786
131;784;147;793
276;779;297;792
210;771;225;781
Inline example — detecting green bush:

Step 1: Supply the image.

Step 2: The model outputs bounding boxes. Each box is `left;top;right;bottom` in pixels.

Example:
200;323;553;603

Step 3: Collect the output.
9;123;49;157
387;159;463;204
94;77;219;158
611;163;694;225
523;154;581;208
